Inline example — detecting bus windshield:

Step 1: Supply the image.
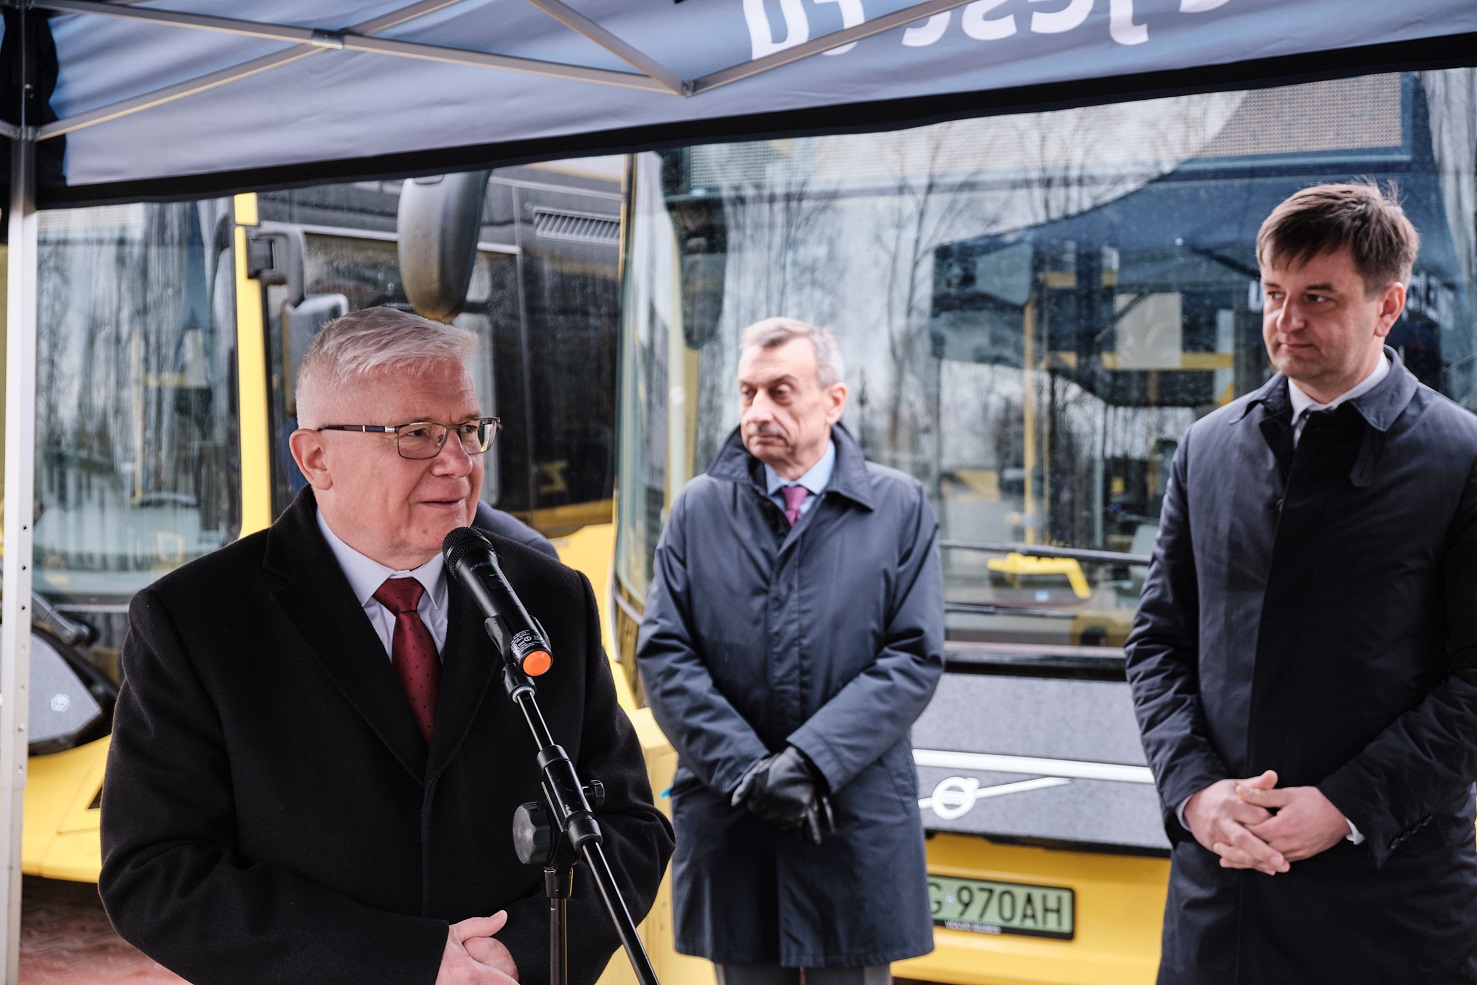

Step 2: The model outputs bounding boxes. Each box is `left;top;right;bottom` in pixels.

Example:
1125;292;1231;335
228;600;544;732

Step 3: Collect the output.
616;71;1477;665
30;200;242;604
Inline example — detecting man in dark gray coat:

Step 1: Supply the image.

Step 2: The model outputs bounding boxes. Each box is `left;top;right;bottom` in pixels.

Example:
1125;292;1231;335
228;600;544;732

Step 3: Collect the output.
1126;183;1477;983
637;317;944;985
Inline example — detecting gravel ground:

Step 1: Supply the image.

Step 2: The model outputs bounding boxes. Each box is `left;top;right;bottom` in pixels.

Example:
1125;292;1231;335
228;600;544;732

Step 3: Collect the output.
18;876;186;984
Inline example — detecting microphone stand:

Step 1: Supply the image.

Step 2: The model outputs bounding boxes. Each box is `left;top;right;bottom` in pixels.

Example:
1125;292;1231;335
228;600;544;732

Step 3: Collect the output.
490;620;661;985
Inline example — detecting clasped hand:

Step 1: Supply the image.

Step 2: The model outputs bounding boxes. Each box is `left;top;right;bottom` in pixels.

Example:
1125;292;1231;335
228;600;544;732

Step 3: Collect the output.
1184;770;1350;875
732;745;835;845
436;911;519;985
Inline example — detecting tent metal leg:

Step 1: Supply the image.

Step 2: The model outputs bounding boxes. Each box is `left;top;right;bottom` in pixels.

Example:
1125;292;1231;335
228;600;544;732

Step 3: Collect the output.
1;129;39;985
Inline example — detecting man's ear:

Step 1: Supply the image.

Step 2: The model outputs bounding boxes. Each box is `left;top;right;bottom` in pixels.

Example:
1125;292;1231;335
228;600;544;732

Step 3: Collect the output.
825;381;848;425
1373;281;1406;339
288;429;332;490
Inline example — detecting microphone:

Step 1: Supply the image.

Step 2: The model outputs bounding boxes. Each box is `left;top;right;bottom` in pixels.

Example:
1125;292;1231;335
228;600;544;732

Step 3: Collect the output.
442;526;553;677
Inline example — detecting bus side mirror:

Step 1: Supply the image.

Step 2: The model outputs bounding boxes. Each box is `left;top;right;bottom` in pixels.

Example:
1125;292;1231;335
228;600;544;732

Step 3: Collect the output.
398;171;491;323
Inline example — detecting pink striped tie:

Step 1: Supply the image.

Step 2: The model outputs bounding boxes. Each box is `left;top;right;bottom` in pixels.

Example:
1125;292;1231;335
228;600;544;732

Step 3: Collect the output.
781;485;809;526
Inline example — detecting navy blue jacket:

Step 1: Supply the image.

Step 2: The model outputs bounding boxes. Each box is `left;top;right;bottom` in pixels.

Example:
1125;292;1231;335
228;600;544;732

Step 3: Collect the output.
1126;351;1477;983
637;424;944;966
475;500;558;559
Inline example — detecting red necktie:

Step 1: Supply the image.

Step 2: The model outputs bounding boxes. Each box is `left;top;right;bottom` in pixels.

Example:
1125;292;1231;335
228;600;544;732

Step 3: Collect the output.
374;577;440;744
781;485;809;526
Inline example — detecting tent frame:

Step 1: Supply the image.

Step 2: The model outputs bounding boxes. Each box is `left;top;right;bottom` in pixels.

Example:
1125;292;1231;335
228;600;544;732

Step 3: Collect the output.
26;0;980;141
1;82;38;985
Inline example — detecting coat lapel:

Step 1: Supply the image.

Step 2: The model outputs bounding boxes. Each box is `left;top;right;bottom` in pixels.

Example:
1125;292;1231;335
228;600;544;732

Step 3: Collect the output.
1241;347;1421;490
426;582;499;779
1238;374;1294;480
706;423;877;555
264;490;430;779
1345;347;1420;488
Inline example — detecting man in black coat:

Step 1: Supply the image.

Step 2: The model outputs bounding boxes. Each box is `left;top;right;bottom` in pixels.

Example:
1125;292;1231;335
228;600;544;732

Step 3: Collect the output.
99;307;673;985
1126;183;1477;983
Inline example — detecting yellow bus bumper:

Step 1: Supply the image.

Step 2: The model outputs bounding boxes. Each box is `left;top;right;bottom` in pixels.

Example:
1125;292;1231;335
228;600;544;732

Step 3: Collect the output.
897;835;1168;985
21;737;108;883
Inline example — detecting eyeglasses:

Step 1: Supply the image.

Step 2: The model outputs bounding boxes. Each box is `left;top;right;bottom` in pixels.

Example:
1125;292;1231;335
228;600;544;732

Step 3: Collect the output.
315;417;502;460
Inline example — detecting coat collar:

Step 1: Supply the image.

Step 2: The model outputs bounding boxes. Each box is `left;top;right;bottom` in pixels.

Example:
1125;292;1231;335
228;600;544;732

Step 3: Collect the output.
1231;346;1418;489
707;421;875;512
1231;346;1417;434
263;488;496;782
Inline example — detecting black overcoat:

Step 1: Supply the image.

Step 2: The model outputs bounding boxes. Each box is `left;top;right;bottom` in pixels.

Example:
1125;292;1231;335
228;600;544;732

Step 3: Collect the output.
636;425;944;967
1125;351;1477;984
99;489;673;985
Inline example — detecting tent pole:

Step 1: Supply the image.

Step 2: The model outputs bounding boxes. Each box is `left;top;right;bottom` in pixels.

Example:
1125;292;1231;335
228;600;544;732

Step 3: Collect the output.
0;127;38;980
1;130;38;985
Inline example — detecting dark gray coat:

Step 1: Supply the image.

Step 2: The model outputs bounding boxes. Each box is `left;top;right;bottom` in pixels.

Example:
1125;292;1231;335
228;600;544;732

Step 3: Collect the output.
636;425;944;967
1125;351;1477;984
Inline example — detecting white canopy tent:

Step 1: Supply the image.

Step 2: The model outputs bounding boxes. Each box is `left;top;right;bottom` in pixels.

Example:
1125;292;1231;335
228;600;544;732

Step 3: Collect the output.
2;1;1476;978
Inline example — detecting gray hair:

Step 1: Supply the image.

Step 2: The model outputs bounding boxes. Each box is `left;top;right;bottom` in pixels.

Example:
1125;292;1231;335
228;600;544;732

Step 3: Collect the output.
738;317;846;387
296;307;478;426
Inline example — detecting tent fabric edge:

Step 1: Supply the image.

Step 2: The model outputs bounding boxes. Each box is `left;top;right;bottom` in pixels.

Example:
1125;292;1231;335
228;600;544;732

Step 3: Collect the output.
14;29;1477;210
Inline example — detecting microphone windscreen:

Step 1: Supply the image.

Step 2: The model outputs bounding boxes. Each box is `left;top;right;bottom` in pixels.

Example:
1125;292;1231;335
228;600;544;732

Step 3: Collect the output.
442;526;493;567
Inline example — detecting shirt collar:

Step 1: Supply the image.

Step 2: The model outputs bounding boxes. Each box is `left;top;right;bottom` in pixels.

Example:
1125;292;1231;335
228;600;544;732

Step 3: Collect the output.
316;509;448;613
764;436;837;496
1288;353;1390;419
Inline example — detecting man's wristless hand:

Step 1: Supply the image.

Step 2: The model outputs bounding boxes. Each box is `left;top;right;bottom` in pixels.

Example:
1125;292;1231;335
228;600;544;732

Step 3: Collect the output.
731;746;836;844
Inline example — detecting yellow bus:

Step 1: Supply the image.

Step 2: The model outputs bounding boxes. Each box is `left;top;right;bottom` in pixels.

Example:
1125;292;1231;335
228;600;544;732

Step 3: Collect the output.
16;159;631;872
14;66;1477;985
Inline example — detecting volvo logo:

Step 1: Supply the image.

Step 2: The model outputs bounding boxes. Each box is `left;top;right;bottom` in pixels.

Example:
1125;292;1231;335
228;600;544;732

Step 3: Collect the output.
920;775;1073;821
928;777;983;820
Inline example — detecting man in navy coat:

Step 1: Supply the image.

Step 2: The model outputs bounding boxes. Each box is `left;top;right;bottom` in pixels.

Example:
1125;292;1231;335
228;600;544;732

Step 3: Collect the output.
637;318;944;985
1126;183;1477;982
100;307;672;985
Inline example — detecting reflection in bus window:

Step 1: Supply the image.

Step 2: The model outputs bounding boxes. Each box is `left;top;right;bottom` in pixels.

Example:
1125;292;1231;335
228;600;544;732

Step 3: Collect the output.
255;165;623;535
33;201;241;601
617;71;1477;658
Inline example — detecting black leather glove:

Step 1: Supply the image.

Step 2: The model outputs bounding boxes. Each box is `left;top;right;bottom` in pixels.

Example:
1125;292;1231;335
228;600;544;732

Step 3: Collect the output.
731;745;836;845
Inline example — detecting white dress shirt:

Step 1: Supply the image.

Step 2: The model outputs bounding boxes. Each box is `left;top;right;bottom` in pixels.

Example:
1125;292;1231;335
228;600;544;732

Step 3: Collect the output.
316;511;450;658
1288;354;1390;446
763;436;837;519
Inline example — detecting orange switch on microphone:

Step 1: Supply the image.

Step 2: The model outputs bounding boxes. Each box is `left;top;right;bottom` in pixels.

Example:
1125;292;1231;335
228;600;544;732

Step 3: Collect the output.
523;649;552;677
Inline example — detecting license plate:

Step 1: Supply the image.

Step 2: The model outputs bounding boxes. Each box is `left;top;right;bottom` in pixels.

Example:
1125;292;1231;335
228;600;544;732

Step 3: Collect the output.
928;874;1075;940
